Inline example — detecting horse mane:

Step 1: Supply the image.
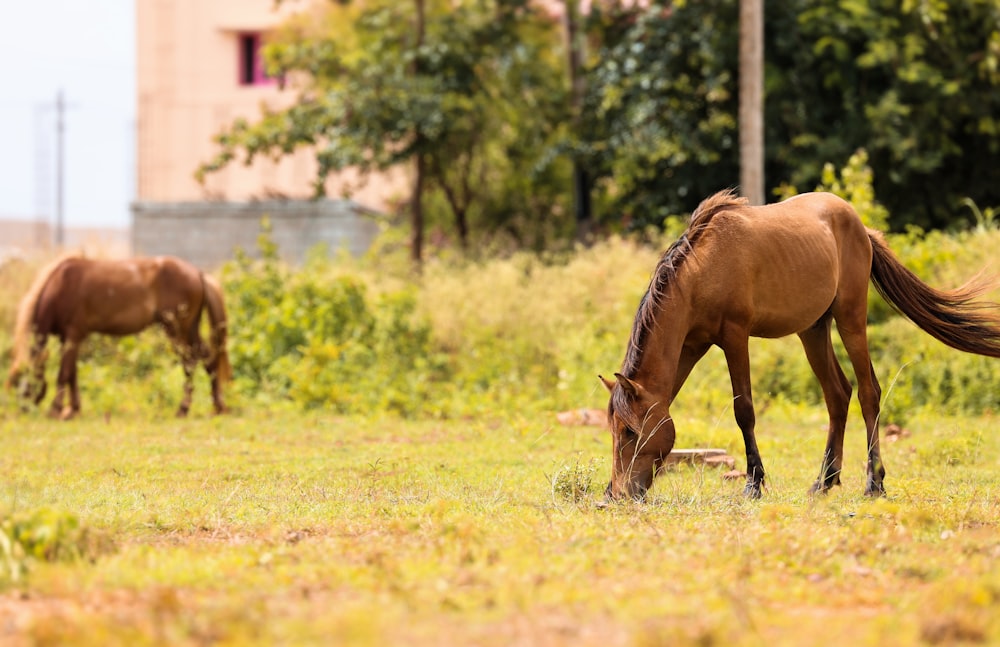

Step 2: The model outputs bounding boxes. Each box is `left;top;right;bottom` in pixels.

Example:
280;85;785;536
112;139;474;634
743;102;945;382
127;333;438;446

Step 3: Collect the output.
619;189;748;379
6;251;82;386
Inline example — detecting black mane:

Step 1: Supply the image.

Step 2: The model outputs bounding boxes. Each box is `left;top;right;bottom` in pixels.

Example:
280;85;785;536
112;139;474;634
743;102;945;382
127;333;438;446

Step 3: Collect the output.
618;189;747;380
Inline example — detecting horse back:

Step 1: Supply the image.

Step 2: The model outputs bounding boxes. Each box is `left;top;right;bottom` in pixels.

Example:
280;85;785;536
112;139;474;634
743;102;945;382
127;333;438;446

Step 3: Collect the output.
35;256;204;338
681;192;870;338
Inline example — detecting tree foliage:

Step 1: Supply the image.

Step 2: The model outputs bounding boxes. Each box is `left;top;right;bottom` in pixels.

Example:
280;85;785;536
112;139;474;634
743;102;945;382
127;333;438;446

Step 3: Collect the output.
581;0;1000;231
198;0;571;258
579;1;740;228
201;0;1000;246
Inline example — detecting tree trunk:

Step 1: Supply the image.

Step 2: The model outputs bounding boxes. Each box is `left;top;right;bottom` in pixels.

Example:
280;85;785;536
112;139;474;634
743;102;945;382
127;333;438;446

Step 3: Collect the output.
410;0;427;264
411;153;425;264
454;206;469;249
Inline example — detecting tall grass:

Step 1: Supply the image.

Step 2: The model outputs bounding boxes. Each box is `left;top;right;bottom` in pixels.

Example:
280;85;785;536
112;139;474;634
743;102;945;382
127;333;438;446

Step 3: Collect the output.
2;225;1000;422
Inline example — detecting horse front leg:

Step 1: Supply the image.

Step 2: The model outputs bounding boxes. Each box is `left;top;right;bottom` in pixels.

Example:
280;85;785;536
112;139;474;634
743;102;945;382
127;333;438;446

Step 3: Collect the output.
28;332;49;406
51;339;80;420
721;331;765;499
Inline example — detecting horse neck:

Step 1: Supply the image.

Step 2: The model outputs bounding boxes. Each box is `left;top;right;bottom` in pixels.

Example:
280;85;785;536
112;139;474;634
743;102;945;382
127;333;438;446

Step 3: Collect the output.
627;292;691;403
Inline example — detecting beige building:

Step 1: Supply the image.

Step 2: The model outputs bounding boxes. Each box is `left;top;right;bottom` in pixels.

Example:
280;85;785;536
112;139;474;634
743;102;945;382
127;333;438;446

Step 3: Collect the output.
136;0;404;208
133;0;411;266
131;0;607;266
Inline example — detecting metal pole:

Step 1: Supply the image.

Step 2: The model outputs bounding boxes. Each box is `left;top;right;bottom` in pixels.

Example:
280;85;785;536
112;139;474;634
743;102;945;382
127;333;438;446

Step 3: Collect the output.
563;0;592;239
55;89;65;248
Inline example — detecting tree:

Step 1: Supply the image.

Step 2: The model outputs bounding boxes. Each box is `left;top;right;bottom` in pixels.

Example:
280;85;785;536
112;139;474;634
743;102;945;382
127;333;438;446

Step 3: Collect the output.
580;0;1000;231
579;1;740;229
770;0;1000;230
198;0;570;262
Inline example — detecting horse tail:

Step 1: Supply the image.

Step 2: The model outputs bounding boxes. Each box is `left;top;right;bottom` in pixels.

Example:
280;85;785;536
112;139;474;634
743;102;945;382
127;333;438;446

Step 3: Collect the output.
867;230;1000;357
202;273;232;383
6;253;76;388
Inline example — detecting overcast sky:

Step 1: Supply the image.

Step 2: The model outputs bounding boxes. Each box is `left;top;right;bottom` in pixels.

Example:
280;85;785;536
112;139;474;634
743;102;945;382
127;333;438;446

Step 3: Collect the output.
0;0;135;229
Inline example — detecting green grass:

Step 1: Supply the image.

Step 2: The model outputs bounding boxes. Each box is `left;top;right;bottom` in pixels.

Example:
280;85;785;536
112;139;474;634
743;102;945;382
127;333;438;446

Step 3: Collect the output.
2;215;999;645
2;405;998;646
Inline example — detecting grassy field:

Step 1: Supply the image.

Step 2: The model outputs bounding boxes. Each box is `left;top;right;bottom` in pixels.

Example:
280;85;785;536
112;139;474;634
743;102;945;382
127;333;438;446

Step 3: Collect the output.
2;208;999;645
1;403;998;646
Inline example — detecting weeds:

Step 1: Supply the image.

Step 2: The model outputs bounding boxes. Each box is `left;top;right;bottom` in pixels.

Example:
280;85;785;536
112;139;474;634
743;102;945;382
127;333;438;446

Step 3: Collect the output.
549;458;602;502
1;508;112;585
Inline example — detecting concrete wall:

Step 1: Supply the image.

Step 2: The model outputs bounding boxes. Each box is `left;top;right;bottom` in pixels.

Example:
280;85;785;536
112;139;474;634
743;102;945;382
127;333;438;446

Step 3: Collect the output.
132;199;380;270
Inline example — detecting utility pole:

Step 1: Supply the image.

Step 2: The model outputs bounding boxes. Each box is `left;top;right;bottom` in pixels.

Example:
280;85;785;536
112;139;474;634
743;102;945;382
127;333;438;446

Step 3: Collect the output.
563;0;592;240
39;90;75;249
55;89;66;248
739;0;764;205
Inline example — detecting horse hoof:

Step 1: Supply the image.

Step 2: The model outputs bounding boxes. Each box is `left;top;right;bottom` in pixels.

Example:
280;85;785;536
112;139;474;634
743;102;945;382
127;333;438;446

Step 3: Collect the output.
864;486;887;498
743;483;763;499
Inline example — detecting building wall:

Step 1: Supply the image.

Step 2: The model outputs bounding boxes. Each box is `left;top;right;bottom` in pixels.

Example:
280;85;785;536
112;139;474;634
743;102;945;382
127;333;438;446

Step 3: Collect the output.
132;200;380;270
135;0;406;207
134;0;406;265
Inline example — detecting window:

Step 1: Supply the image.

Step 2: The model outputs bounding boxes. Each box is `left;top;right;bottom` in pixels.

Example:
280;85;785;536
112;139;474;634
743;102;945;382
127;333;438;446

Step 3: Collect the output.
238;33;276;86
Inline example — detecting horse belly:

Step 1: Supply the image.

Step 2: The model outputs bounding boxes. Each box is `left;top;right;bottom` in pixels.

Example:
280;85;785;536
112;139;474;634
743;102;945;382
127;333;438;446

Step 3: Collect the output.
85;287;158;336
747;243;839;338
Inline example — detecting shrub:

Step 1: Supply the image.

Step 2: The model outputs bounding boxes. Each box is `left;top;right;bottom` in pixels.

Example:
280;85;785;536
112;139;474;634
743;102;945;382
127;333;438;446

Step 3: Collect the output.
550;458;602;502
3;203;998;421
1;508;111;587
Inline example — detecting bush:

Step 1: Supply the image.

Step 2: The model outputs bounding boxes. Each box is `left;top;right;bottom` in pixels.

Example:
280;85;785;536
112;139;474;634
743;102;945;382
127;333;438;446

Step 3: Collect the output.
1;508;111;587
220;246;444;416
3;202;998;422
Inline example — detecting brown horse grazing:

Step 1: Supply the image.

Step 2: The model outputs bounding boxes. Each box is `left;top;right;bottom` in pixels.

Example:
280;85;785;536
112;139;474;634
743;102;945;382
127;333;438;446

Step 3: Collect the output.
6;254;232;419
601;190;1000;501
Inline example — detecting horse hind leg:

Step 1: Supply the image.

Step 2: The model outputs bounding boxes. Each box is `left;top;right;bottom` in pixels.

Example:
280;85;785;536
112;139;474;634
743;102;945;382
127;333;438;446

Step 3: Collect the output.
833;308;885;497
176;344;198;417
163;309;199;417
203;353;227;415
189;334;223;414
798;320;852;494
68;345;82;417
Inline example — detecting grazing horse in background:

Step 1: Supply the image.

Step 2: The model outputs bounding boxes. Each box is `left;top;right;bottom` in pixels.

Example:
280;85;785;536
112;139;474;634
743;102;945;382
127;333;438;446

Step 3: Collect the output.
6;254;231;419
602;190;1000;501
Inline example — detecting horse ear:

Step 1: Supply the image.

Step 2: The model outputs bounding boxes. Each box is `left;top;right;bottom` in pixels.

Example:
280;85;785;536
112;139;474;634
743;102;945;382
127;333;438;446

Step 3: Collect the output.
613;372;644;398
598;375;616;393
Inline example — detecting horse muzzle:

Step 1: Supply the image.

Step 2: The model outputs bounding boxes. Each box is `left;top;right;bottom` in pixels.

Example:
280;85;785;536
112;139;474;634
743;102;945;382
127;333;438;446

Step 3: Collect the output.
604;479;648;503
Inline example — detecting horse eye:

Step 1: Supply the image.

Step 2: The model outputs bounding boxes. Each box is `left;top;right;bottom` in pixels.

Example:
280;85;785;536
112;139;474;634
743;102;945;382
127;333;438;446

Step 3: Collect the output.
621;426;637;440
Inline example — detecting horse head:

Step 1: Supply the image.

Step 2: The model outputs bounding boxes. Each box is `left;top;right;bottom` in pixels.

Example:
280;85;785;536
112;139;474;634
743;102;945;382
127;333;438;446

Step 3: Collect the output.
600;373;675;502
6;353;47;408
